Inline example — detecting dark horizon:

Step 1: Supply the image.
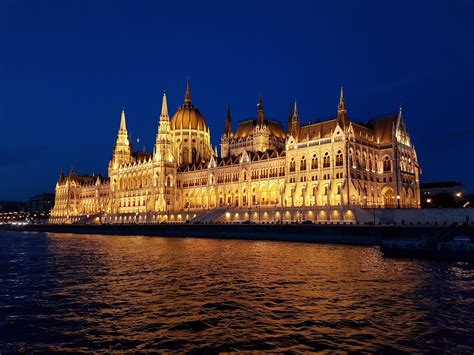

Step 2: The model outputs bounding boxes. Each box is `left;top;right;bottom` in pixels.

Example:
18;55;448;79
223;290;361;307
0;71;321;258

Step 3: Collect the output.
1;0;473;201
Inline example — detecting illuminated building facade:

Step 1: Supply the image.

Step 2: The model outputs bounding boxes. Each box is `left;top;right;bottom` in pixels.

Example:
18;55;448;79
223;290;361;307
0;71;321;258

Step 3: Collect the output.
50;81;421;224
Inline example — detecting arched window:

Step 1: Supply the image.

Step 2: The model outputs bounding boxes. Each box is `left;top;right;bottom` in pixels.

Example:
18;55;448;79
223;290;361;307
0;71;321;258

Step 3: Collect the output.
290;158;296;172
324;184;329;195
300;156;306;171
323;152;330;168
311;154;318;170
336;150;343;166
383;156;391;172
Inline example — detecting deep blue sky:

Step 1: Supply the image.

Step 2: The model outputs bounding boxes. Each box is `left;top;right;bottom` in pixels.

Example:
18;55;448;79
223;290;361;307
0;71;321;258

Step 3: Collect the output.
0;0;473;201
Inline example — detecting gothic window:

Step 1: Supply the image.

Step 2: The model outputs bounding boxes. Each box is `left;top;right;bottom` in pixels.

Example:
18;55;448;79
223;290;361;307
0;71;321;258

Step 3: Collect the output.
336;183;342;195
324;184;329;195
290;158;296;172
336;150;343;166
311;154;318;170
300;156;306;171
383;156;391;172
323;152;330;168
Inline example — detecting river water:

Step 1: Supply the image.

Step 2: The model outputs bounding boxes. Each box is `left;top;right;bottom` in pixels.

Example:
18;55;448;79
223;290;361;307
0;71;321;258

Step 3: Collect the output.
0;231;473;353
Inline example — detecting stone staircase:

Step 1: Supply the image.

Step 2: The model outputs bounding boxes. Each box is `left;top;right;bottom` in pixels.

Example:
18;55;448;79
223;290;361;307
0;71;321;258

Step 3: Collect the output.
192;208;227;223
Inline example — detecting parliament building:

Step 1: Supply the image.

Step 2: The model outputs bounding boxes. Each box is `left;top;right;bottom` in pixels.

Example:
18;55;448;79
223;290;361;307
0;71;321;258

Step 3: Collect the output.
50;80;421;224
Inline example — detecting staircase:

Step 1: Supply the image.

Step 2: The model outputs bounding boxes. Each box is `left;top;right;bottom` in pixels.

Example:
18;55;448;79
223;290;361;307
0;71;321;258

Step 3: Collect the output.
192;208;227;223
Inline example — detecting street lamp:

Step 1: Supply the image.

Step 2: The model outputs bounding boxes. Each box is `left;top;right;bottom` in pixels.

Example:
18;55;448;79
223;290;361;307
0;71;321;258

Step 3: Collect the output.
396;195;401;209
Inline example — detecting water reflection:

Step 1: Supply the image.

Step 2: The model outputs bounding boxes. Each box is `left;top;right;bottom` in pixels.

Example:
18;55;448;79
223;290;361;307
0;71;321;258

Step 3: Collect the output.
0;231;473;352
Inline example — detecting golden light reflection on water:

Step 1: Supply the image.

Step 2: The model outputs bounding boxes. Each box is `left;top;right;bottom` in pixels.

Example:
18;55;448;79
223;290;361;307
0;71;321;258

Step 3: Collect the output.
1;232;473;353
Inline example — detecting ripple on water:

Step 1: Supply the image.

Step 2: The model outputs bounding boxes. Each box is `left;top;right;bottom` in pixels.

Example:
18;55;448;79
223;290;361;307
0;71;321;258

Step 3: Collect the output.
0;231;473;353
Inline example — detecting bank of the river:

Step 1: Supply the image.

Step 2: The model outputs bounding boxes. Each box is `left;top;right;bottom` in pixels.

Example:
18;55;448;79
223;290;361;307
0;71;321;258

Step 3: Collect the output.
1;223;449;246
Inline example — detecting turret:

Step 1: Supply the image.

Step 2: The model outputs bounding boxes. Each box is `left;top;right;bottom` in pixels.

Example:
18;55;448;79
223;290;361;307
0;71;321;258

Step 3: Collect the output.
336;86;349;127
288;100;300;137
111;109;132;168
225;103;232;135
184;77;192;108
59;168;65;184
155;92;173;162
257;94;265;125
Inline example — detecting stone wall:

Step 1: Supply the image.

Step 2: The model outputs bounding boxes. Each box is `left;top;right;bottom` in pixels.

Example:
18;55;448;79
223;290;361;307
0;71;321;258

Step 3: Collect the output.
355;207;474;225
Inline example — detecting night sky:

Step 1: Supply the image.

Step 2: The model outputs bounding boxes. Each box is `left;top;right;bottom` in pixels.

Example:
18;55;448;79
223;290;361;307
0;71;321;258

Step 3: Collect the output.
0;0;473;201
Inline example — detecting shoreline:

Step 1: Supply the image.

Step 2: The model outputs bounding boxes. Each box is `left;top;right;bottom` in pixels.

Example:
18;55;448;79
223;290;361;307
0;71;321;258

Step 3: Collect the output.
1;223;447;246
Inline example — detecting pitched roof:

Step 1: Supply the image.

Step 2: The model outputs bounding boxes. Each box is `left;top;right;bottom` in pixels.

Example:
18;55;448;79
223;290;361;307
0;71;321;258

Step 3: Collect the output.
298;119;338;141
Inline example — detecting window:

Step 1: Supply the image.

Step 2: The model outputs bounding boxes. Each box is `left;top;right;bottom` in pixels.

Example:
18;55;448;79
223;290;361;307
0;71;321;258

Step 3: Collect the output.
290;158;296;172
336;183;341;195
324;184;329;195
311;155;318;169
300;156;306;171
383;157;391;172
336;150;343;166
323;152;330;168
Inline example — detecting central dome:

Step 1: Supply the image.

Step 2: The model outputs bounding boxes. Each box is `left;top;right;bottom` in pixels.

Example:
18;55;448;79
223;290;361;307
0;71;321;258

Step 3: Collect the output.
170;80;209;132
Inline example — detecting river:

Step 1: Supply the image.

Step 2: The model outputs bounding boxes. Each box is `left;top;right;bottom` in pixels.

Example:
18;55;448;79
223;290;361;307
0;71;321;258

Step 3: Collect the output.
0;231;473;352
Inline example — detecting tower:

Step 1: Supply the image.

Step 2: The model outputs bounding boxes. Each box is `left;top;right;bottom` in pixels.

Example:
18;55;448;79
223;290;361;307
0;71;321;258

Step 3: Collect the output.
221;104;233;158
257;93;265;125
111;109;132;169
154;92;172;162
288;100;300;138
225;103;232;135
153;92;177;213
336;86;349;127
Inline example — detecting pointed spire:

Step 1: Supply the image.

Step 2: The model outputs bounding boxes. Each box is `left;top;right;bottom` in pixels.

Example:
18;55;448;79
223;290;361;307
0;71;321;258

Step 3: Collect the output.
293;100;299;119
338;86;346;112
160;92;169;120
184;77;192;107
59;168;65;183
337;86;349;127
257;92;264;111
69;165;74;177
225;103;232;134
119;108;127;132
257;93;265;125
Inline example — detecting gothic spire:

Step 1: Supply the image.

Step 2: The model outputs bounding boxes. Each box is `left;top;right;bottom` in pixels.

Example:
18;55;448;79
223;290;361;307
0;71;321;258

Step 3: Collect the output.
257;93;265;125
293;100;299;119
184;77;192;107
225;103;232;134
338;86;346;112
160;92;169;120
337;86;348;127
119;108;127;132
